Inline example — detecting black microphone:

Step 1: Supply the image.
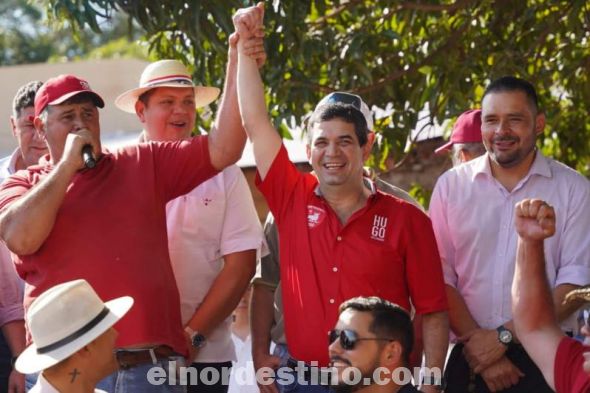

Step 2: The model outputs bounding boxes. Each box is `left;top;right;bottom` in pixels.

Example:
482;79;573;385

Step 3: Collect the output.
82;145;96;169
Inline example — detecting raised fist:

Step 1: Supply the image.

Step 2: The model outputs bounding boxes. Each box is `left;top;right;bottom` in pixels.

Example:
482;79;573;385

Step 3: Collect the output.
514;198;556;241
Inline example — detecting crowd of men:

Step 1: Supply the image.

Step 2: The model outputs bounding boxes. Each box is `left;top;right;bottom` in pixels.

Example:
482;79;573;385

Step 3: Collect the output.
0;3;588;393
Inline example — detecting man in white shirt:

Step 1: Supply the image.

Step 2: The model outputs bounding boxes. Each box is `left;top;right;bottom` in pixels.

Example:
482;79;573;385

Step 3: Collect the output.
429;76;590;392
0;80;46;393
14;279;133;393
115;35;266;392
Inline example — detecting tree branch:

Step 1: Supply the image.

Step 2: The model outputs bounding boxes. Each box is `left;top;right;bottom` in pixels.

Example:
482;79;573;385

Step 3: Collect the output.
354;22;470;95
395;0;469;13
311;0;366;26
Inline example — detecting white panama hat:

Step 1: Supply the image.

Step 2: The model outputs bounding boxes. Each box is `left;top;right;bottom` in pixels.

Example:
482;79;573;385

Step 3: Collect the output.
115;59;220;113
15;279;133;374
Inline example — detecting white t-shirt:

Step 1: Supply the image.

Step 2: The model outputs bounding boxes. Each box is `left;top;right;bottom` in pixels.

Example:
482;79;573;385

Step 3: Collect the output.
167;164;265;362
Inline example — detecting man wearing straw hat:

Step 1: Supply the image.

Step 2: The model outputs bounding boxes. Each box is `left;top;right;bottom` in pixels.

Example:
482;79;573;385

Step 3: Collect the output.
113;33;265;392
15;279;133;393
0;6;262;392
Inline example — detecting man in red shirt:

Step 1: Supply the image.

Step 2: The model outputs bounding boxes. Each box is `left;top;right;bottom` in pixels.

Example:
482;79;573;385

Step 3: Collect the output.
512;198;590;393
0;61;247;392
234;5;448;393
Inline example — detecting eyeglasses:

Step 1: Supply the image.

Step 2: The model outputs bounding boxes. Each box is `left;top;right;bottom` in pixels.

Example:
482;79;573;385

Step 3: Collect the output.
328;329;393;351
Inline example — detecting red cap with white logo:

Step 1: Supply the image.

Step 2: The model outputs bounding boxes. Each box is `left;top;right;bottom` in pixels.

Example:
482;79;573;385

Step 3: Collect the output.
34;75;105;116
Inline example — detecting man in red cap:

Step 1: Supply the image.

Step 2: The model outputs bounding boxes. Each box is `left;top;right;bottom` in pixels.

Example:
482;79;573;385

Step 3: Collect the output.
434;109;486;166
0;12;254;388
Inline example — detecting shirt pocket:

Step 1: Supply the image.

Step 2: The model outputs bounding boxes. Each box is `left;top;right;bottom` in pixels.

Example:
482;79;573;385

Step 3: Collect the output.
181;194;226;244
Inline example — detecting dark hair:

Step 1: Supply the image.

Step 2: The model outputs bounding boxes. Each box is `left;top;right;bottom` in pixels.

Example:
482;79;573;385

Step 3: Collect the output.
483;76;540;112
138;89;157;107
339;296;413;364
12;81;43;118
307;103;369;146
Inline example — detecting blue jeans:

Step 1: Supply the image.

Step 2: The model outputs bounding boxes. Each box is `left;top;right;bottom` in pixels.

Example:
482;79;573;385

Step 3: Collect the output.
96;356;187;393
25;372;38;391
273;344;330;393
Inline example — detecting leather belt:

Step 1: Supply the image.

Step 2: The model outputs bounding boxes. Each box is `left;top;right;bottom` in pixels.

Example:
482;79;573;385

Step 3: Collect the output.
115;345;177;369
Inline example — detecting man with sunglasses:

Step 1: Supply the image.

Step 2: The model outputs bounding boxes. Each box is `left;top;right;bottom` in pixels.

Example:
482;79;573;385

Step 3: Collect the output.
329;296;421;393
234;7;448;393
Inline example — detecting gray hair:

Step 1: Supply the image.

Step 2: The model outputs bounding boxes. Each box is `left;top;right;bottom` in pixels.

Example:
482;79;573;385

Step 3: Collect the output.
451;143;486;166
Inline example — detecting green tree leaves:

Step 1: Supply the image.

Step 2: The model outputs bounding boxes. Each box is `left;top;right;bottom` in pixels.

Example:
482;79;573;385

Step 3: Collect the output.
35;0;590;174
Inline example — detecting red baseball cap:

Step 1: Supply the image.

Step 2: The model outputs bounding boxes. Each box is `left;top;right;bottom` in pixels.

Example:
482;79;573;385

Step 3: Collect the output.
435;109;482;154
34;75;105;116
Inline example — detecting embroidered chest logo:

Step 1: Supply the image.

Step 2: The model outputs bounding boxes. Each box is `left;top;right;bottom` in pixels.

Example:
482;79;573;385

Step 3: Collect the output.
202;197;212;206
371;215;388;241
307;205;326;228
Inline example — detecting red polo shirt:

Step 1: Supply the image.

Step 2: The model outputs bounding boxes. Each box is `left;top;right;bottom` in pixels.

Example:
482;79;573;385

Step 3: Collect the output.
256;145;447;365
0;136;217;356
554;337;590;393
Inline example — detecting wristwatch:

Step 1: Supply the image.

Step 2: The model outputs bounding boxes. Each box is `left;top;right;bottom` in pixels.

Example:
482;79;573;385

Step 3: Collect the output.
497;325;513;346
185;326;207;349
421;375;446;391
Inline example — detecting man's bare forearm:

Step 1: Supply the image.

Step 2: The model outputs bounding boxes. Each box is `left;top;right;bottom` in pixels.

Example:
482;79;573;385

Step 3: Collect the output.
445;285;479;336
1;320;25;357
236;32;281;178
186;250;256;336
208;46;247;171
0;161;77;255
422;311;449;371
513;238;558;336
250;283;276;356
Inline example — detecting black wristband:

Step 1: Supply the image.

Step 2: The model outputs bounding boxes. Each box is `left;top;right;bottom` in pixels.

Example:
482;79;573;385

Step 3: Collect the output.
10;356;17;369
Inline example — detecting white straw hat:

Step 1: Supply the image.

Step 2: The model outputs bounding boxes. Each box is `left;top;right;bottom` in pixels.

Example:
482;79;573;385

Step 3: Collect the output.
15;279;133;374
115;59;220;113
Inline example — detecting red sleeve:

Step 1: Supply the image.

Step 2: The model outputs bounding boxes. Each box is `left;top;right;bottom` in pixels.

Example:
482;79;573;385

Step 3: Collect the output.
255;144;305;226
0;171;34;211
403;205;448;314
555;337;590;393
150;135;219;202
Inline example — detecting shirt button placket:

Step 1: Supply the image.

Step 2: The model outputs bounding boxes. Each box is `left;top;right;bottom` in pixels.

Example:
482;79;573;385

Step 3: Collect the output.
330;234;343;306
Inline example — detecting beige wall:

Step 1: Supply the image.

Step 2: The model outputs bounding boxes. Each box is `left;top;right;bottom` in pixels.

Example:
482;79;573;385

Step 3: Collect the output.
0;59;150;156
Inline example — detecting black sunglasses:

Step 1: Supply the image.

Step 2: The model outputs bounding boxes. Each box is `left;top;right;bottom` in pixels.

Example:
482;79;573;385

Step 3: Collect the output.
328;329;393;351
323;92;363;112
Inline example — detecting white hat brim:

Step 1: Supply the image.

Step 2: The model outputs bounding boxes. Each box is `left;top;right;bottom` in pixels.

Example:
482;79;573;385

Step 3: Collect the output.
15;296;134;374
115;84;220;113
